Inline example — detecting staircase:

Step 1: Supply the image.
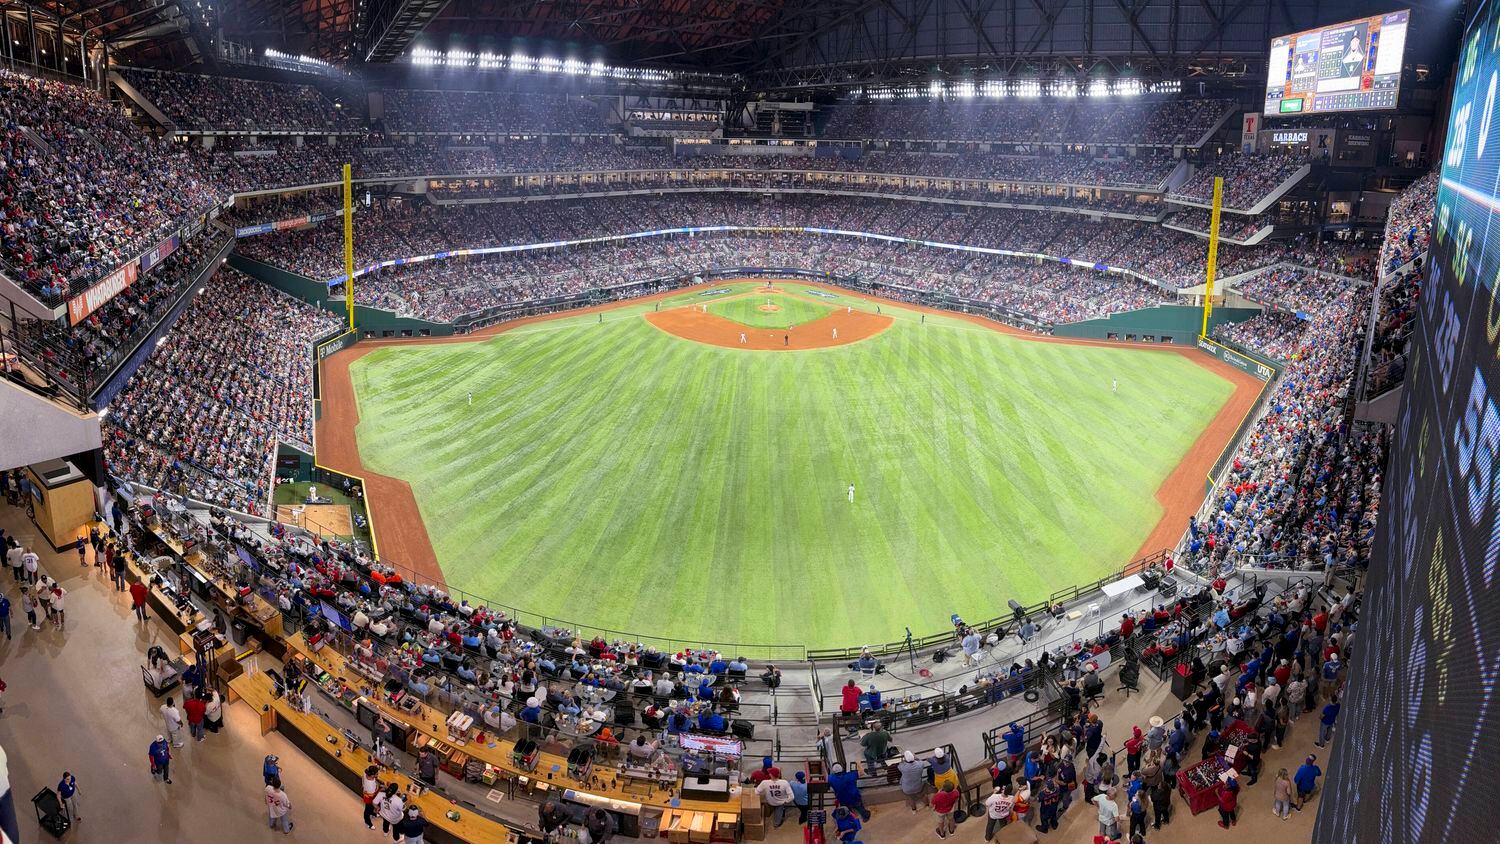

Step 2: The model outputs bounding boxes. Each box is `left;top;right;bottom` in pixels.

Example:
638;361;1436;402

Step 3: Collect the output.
107;70;177;133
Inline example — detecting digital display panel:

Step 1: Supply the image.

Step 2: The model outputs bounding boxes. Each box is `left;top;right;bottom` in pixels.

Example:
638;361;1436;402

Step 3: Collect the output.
1265;10;1410;115
1312;3;1500;841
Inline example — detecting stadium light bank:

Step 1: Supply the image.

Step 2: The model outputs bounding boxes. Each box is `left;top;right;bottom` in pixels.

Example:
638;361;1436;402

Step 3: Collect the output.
863;78;1180;101
405;47;731;85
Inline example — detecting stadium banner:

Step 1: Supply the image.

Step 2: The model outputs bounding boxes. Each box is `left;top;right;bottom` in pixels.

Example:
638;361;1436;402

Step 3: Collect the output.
235;209;345;239
138;235;179;274
1195;337;1279;380
315;329;357;362
66;262;139;325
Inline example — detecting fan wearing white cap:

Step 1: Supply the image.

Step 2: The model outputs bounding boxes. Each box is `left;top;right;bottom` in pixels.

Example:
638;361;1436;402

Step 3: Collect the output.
931;746;959;792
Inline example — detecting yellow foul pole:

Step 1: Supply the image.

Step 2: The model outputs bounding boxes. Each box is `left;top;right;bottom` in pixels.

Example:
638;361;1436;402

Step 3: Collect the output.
1200;175;1223;338
342;163;355;331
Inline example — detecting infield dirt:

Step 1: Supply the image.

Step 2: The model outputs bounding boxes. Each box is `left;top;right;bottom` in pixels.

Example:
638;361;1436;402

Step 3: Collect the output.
645;287;894;349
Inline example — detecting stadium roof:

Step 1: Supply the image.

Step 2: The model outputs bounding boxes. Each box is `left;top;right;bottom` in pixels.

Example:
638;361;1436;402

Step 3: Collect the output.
33;0;1459;89
1;0;217;67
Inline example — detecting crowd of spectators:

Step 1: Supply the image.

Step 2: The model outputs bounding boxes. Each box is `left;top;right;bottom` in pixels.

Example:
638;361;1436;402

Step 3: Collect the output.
1177;188;1430;576
819;97;1233;146
0;69;219;303
1165;209;1275;241
1212;311;1308;362
18;232;228;391
1178;173;1438;575
102;268;341;514
1378;170;1439;274
121;68;351;133
1233;265;1358;318
309;224;1173;325
204;510;768;764
240;194;1377;309
1168;154;1307;211
1366;174;1439;394
382;89;610;135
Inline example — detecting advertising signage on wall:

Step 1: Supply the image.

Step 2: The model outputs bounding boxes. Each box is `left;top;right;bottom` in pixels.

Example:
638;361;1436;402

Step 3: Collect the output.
66;262;139;325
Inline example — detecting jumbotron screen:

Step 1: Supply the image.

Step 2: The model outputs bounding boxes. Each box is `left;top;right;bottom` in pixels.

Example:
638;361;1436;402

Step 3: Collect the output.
1264;9;1409;115
1312;3;1500;842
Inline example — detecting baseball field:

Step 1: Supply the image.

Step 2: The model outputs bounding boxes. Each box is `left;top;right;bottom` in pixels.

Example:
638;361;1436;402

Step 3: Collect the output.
330;281;1256;649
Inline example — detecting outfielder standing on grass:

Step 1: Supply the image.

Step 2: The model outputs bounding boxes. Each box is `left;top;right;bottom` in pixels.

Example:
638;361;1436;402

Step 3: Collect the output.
848;483;855;504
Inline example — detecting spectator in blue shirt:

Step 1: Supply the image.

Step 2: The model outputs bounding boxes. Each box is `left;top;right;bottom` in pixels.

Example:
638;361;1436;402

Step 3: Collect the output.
149;737;173;784
1168;718;1188;756
728;656;749;673
519;698;543;723
1316;697;1341;747
832;806;861;842
57;772;78;821
790;771;810;824
708;657;728;674
1003;722;1026;766
1293;755;1322;811
698;709;726;732
828;763;871;820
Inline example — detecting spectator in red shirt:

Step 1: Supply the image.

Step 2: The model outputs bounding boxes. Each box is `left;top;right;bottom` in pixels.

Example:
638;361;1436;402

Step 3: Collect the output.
931;781;961;838
1217;774;1239;828
840;680;861;729
1274;659;1292;688
1119;614;1135;638
183;695;207;742
129;581;149;622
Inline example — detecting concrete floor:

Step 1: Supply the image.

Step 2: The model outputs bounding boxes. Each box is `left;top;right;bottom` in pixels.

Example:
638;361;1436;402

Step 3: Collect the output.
0;500;1322;842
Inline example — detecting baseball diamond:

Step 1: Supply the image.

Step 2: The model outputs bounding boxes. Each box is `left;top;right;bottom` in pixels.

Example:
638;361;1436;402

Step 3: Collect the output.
323;281;1258;647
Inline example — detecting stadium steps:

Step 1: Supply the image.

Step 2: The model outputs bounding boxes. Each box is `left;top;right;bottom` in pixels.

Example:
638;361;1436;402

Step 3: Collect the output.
107;70;178;133
1184;101;1241;149
17;126;58;160
1161;215;1275;246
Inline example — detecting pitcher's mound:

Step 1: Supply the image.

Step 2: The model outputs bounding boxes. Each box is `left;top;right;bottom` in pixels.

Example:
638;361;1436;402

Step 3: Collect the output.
758;304;783;313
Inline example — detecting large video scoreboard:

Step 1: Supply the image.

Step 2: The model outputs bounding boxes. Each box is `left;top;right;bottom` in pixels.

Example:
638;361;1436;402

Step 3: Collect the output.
1313;3;1500;842
1265;10;1410;115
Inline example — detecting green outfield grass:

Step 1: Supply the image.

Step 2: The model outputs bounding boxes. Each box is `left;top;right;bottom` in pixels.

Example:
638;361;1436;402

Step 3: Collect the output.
707;292;833;330
349;282;1236;649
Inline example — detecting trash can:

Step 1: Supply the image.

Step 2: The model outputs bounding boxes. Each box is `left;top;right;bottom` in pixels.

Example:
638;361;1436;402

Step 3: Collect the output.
1171;662;1194;700
231;621;249;646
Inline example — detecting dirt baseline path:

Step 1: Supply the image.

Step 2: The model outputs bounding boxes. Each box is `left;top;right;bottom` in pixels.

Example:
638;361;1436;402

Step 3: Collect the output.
645;287;894;350
316;277;1265;590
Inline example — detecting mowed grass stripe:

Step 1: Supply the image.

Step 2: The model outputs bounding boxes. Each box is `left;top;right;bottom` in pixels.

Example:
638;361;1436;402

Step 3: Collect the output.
349;302;1237;647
